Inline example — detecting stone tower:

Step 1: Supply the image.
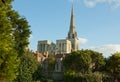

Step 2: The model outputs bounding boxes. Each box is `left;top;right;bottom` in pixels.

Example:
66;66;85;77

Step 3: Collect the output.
67;6;79;51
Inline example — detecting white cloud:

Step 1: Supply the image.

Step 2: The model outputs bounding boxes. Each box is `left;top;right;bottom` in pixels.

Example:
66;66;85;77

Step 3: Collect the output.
84;0;120;8
68;0;120;8
79;37;88;44
88;44;120;57
84;0;96;7
111;0;120;9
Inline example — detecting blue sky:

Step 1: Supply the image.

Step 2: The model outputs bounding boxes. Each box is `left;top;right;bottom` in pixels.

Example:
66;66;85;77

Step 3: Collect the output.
12;0;120;57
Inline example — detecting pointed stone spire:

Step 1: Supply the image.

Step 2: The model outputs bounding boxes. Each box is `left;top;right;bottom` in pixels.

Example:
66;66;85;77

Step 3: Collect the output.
68;6;78;39
70;6;75;32
67;6;79;51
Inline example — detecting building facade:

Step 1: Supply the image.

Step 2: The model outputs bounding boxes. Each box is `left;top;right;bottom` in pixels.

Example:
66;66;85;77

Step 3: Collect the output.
37;40;56;54
56;39;71;54
37;7;79;54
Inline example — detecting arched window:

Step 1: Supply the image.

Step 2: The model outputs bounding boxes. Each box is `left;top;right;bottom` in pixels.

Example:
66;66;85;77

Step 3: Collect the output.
72;34;74;38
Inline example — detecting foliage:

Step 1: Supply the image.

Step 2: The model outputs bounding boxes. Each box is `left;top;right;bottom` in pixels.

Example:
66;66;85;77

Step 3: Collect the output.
46;54;56;71
102;73;114;82
64;72;102;82
105;53;120;82
7;0;32;81
15;51;39;82
0;0;34;81
63;50;92;73
40;78;53;82
64;70;76;82
1;0;34;81
63;50;106;82
85;50;105;72
7;10;31;56
0;0;19;81
32;64;42;81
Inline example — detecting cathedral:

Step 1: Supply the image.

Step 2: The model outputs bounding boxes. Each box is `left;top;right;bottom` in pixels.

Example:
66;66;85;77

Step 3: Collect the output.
37;7;79;54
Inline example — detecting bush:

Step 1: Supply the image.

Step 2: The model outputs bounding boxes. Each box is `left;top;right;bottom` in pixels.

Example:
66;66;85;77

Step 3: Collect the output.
64;72;102;82
102;74;114;82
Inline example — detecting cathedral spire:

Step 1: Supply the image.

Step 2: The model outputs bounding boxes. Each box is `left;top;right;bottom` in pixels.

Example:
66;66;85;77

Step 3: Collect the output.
67;6;79;51
68;6;78;39
70;5;75;32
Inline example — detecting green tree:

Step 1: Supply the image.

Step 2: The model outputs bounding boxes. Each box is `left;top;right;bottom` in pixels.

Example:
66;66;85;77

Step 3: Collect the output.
46;54;56;71
15;51;39;82
63;50;105;82
7;10;31;57
1;0;32;81
32;64;42;81
63;50;92;73
105;53;120;82
85;50;105;72
0;0;19;80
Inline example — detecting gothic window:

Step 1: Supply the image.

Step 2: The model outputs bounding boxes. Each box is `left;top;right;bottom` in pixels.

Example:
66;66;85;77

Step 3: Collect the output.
40;44;42;52
72;43;74;49
59;43;61;47
62;43;64;52
72;34;74;38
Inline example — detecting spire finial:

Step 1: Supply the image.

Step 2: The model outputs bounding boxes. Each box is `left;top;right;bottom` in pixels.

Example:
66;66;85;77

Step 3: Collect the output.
72;3;74;15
